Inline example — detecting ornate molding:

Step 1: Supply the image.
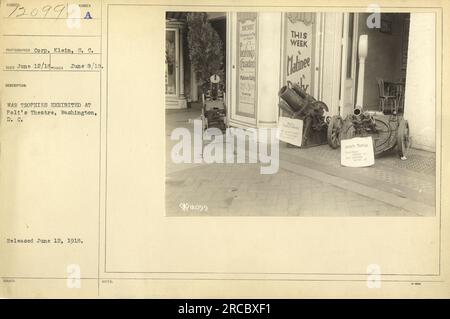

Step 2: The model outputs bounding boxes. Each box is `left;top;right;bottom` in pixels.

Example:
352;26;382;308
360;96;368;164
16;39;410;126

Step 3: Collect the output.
165;20;186;29
237;12;257;23
286;12;314;25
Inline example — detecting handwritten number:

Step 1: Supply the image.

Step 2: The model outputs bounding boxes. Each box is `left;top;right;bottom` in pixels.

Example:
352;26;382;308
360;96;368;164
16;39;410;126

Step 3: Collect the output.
16;7;26;18
8;3;68;18
54;4;66;19
42;5;52;18
6;4;27;18
7;4;19;17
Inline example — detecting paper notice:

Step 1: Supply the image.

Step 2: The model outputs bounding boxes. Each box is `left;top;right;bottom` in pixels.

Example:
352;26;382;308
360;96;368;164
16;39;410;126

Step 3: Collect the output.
277;116;303;147
340;137;375;167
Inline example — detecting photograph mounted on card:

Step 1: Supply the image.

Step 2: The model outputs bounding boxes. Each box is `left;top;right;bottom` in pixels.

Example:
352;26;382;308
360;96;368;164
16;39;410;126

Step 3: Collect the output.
0;1;446;299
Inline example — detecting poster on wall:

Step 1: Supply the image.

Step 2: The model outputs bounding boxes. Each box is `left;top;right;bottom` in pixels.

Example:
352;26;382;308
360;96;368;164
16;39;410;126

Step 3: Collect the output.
236;12;258;118
285;13;315;94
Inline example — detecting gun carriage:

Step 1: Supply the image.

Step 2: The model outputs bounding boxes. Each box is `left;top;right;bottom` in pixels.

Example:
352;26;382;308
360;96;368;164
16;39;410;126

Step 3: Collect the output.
278;81;329;148
327;101;410;158
201;74;227;132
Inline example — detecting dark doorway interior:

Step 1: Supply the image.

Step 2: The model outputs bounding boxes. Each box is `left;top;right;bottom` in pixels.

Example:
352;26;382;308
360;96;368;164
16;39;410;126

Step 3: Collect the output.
210;17;227;85
356;13;410;111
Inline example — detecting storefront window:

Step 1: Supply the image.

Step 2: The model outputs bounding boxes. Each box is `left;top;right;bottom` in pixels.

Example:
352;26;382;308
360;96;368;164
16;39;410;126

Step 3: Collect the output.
165;30;176;95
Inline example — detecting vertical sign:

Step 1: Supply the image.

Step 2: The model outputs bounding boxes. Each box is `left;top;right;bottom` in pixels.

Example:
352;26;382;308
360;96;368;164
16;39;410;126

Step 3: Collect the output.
236;12;258;118
285;13;315;94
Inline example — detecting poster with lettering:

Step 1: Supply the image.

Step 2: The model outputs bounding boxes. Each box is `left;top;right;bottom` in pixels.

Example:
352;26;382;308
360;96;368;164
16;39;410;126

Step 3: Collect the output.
285;13;314;94
236;12;258;118
277;116;303;147
341;137;375;167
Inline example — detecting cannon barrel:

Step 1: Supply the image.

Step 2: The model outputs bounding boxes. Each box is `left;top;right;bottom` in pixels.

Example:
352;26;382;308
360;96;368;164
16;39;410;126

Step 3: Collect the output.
290;82;309;100
279;81;329;118
278;99;295;116
353;107;362;116
278;85;305;113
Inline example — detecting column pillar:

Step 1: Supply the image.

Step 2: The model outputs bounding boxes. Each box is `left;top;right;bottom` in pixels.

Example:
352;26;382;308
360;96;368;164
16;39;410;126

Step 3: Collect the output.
403;13;435;151
321;13;343;116
355;34;368;108
176;25;187;108
166;20;187;109
256;12;282;128
179;27;185;98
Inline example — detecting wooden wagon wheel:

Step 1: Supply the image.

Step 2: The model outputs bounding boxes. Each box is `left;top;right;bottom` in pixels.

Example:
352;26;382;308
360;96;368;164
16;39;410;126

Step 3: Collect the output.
397;119;410;158
327;115;343;149
372;118;392;155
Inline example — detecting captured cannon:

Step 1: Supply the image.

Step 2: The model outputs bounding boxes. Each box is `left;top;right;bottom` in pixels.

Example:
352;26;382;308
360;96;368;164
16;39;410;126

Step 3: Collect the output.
327;107;410;158
278;81;329;148
201;74;227;132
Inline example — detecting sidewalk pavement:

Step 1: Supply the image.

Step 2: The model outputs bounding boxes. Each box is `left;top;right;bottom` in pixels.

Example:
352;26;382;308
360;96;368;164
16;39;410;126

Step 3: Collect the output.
165;106;436;217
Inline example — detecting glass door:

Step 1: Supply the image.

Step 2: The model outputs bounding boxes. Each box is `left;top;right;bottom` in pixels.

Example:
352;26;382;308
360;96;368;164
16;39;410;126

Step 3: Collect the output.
165;28;178;96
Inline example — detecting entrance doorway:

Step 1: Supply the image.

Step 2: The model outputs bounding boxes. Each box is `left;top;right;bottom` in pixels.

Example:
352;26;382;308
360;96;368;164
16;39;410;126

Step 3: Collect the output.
165;12;227;108
341;13;410;114
210;15;227;86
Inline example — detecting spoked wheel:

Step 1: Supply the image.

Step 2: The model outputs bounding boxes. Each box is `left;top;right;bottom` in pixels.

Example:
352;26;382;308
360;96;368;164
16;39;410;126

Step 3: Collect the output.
327;115;343;148
397;119;410;159
373;118;392;155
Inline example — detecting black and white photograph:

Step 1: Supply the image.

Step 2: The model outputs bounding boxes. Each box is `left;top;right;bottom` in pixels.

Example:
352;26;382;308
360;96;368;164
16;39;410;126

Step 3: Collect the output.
1;0;447;299
165;11;436;217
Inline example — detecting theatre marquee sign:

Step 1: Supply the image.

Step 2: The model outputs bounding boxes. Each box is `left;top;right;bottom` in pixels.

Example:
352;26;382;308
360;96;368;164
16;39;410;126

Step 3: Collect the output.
285;13;315;94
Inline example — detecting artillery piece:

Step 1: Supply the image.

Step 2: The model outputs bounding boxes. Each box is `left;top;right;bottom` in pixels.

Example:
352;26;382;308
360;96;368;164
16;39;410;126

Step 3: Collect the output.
201;74;227;132
327;107;410;158
278;81;329;148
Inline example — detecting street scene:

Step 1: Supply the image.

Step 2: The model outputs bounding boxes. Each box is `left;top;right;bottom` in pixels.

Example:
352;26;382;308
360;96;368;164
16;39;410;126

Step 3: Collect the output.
166;104;435;216
165;12;436;217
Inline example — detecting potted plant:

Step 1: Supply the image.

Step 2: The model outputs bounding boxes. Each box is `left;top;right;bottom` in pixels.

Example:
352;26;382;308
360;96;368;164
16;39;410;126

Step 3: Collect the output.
186;13;226;131
186;12;224;94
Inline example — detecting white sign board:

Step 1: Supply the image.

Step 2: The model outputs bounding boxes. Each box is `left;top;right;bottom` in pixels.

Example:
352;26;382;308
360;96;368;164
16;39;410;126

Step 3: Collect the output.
236;13;258;118
341;137;375;167
277;117;303;147
285;13;314;93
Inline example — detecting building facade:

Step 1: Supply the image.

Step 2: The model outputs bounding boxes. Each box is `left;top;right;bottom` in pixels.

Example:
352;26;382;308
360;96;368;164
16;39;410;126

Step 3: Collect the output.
166;12;436;152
